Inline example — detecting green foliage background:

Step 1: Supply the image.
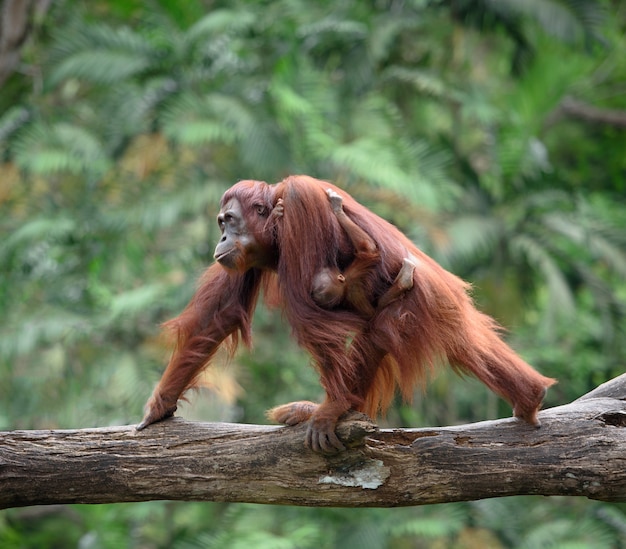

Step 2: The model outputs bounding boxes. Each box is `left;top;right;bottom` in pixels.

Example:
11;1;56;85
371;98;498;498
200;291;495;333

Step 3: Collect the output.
1;0;625;547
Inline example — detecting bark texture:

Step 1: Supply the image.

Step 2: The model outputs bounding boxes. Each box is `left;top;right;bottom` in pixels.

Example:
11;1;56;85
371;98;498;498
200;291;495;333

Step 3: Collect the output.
1;374;625;509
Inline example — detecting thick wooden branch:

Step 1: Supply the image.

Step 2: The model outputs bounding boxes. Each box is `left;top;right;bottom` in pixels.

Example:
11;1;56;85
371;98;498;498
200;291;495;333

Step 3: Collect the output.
1;374;625;510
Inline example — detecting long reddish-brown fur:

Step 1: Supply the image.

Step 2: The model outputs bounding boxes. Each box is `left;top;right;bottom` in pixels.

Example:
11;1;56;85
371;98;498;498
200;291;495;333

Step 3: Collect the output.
140;175;555;443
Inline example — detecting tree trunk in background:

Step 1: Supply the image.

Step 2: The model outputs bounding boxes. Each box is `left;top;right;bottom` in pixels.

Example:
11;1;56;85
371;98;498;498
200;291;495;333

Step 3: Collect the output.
0;0;51;86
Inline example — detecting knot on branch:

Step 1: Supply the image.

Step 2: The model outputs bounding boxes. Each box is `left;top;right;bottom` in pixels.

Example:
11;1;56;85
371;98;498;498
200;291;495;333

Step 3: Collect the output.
334;411;379;449
599;411;626;427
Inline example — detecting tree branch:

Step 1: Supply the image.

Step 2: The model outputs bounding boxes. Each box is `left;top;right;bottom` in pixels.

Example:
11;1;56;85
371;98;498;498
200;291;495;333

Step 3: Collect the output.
1;374;625;510
546;96;626;129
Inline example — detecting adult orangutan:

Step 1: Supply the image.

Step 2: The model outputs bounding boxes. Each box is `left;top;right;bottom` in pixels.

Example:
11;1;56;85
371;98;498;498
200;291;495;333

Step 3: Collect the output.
138;175;556;454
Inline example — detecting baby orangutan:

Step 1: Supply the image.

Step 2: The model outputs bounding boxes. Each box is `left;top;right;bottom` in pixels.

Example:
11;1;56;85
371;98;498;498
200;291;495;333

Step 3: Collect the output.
311;189;416;315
